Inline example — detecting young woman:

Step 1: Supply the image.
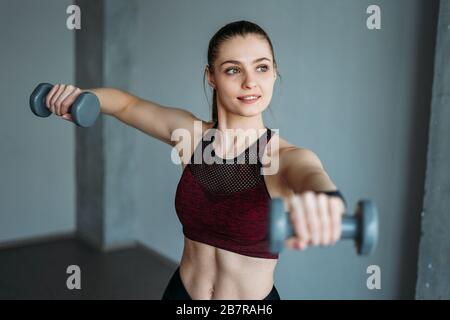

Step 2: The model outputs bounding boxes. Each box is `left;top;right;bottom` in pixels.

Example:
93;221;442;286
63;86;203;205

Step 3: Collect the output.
45;20;346;300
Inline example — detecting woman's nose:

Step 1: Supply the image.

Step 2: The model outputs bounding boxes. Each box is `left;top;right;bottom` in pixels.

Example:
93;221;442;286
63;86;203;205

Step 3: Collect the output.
242;76;257;89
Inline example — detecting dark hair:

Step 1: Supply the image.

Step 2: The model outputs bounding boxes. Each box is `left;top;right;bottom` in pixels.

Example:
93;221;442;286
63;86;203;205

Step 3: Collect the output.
203;20;281;122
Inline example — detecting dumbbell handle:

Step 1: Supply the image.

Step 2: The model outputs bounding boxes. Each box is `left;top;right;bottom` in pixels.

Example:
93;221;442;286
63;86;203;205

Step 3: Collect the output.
269;198;378;256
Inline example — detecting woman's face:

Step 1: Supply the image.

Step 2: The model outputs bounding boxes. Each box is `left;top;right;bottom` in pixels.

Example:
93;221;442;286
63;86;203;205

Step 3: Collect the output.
207;34;277;118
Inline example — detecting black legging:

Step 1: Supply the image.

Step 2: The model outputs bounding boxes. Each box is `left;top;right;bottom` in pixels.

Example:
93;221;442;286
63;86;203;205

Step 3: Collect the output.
161;266;281;300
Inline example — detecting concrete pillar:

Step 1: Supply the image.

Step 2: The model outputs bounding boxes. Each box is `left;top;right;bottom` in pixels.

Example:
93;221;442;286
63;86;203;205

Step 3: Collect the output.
416;0;450;299
75;0;139;251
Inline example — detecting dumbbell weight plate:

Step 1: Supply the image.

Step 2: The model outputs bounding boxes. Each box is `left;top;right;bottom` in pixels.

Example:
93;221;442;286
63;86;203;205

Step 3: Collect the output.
356;200;378;256
29;83;53;117
71;92;100;128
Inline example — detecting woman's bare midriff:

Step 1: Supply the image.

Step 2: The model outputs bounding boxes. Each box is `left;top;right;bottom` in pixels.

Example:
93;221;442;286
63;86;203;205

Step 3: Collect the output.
179;237;278;300
175;120;296;300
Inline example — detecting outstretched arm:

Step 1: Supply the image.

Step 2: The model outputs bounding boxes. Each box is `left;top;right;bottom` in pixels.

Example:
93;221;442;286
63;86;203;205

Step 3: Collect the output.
279;147;336;193
87;88;199;146
279;147;346;251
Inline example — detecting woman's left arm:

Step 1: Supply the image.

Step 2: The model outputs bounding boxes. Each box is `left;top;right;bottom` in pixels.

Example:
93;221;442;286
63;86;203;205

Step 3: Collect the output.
279;147;346;251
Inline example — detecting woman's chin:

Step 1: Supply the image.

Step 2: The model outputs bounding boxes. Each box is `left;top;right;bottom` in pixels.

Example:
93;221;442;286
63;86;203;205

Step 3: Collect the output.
238;103;269;114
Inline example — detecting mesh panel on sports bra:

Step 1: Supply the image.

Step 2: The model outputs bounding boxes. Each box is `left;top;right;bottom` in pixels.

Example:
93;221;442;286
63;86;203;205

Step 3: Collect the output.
188;121;273;195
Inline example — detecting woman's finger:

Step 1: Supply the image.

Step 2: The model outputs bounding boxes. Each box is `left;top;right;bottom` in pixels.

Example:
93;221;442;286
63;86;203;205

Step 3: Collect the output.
62;113;73;122
54;85;77;116
285;195;310;250
329;197;344;244
60;87;81;115
45;84;60;112
302;191;321;246
49;84;66;114
294;195;310;249
317;193;331;246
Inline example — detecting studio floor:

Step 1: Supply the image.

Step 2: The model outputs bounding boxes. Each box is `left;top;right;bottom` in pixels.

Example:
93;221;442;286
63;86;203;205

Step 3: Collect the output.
0;236;176;300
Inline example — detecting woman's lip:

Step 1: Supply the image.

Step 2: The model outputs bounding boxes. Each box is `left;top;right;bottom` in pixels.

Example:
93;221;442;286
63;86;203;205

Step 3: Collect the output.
237;96;261;104
237;95;261;99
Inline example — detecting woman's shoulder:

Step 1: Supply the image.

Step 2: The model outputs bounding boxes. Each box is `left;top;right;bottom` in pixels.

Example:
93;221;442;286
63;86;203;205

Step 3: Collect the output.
265;131;320;169
266;130;303;156
179;118;215;140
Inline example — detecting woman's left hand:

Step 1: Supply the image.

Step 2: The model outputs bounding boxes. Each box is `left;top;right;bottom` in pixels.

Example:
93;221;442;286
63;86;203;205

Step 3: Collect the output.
284;191;346;251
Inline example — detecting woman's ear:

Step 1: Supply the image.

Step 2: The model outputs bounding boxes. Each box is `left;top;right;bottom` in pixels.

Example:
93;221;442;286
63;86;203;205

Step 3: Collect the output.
206;65;216;89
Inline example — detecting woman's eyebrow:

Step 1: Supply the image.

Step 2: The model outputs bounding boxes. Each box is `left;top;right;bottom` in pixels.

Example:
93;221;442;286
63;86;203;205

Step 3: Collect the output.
220;57;271;67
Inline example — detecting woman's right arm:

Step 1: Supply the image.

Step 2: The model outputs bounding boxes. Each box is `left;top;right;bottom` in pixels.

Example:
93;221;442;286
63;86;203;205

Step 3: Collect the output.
46;84;200;146
106;90;200;146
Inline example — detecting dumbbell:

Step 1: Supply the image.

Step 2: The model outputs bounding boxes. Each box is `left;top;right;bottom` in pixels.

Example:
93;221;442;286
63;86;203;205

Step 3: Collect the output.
268;198;378;256
29;83;100;128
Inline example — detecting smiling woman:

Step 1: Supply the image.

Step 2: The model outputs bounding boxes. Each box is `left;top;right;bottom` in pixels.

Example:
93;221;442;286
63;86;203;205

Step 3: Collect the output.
203;23;280;128
41;19;346;301
160;20;347;300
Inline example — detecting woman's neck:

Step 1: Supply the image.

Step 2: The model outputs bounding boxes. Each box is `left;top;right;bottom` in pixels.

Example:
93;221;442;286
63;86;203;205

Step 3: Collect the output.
212;117;268;159
215;115;266;132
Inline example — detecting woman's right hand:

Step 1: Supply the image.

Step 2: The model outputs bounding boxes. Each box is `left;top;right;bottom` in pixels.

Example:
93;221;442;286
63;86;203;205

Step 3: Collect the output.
45;84;84;122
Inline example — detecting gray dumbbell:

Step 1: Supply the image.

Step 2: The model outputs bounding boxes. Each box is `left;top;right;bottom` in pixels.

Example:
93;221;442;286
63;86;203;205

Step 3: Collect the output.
268;198;378;256
30;83;100;128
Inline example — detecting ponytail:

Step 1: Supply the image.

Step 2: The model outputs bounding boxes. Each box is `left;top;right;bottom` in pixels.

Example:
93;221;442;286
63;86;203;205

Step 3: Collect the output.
212;89;218;122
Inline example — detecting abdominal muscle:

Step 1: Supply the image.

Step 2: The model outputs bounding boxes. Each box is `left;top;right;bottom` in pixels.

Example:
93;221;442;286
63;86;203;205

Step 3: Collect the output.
179;236;278;300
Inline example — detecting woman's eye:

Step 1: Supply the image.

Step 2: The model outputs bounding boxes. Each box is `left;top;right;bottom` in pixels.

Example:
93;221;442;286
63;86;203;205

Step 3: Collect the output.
225;67;239;75
225;65;269;75
257;65;269;72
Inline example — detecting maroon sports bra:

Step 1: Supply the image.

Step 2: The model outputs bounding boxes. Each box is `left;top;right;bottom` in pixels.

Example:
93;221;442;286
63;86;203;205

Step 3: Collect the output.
174;121;278;259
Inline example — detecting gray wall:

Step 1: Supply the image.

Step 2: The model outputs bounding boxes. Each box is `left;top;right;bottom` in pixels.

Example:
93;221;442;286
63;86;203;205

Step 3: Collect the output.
131;0;437;299
0;0;75;243
0;0;439;299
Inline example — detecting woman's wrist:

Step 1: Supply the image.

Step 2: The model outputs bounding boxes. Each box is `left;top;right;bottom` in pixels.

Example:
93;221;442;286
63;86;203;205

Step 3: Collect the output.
315;189;347;208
